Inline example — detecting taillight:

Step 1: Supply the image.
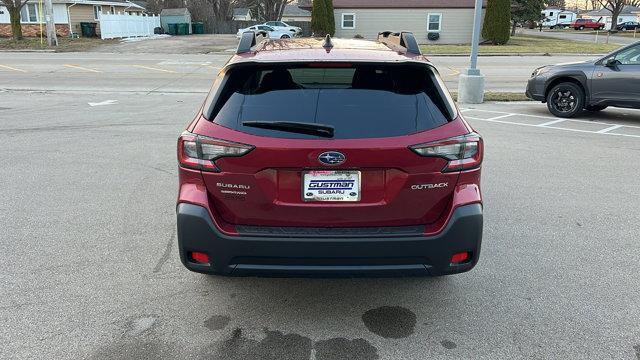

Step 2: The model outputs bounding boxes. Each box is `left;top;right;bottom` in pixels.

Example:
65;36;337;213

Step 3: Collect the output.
410;132;483;172
177;131;253;172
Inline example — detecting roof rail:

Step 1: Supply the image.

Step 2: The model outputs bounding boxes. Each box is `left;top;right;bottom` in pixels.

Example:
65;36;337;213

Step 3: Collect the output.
236;30;268;55
377;31;421;55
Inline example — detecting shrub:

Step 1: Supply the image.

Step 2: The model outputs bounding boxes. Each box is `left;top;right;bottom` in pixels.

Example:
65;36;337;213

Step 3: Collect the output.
482;0;511;44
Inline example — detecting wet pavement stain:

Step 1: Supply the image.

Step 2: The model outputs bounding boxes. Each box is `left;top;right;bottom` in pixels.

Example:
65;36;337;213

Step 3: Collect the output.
361;306;416;339
204;315;231;331
199;329;313;360
440;339;457;349
314;337;379;360
124;316;157;337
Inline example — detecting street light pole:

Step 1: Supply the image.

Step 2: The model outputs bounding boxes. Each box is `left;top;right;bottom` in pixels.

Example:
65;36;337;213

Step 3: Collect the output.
44;0;58;46
457;0;485;104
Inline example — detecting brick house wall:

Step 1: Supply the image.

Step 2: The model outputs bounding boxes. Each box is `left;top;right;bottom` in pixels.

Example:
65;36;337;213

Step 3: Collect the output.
0;23;69;37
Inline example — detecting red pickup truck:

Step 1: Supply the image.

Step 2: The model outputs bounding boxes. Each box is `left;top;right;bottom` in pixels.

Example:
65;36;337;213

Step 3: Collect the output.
571;19;605;30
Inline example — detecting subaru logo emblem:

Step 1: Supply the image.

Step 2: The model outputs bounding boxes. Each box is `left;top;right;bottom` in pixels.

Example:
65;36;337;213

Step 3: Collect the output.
318;151;345;166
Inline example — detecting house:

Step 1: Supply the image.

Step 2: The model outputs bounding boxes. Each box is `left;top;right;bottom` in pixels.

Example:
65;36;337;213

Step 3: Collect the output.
301;0;486;44
160;8;191;34
0;0;145;37
282;4;311;22
581;5;640;30
232;8;253;21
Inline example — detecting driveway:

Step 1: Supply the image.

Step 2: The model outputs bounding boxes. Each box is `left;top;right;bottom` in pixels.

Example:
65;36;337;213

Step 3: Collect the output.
520;28;638;46
90;34;239;54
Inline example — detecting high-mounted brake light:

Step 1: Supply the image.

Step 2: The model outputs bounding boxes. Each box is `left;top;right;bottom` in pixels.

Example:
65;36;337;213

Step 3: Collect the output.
410;132;483;172
177;132;254;172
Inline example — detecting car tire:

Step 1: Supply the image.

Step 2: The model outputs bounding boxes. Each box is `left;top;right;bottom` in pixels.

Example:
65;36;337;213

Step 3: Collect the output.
579;26;585;30
546;82;585;118
585;105;608;112
281;34;290;39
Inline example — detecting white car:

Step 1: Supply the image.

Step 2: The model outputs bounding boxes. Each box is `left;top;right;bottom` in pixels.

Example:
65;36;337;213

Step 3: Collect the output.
236;25;296;39
263;21;302;35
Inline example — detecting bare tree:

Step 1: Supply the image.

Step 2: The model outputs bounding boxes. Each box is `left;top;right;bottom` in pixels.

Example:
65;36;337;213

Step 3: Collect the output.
2;0;29;40
238;0;291;21
599;0;639;30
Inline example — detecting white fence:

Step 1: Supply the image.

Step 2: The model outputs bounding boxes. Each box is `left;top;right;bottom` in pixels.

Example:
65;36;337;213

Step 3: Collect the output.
100;13;160;40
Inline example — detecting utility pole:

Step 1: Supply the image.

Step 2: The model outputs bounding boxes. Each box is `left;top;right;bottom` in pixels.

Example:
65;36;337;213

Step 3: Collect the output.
457;0;485;104
44;0;57;46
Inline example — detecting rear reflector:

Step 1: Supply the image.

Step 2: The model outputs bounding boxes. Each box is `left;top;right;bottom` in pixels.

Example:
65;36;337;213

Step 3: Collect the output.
190;251;209;264
410;132;483;173
450;252;470;264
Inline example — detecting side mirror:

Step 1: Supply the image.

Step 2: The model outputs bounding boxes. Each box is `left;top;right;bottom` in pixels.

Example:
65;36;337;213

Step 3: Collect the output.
604;58;620;68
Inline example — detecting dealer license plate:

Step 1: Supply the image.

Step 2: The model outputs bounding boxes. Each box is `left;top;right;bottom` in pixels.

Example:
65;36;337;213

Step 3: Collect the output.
302;170;361;202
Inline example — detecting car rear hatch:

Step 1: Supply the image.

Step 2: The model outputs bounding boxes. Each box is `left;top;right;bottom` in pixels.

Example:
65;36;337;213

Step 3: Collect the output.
185;62;479;228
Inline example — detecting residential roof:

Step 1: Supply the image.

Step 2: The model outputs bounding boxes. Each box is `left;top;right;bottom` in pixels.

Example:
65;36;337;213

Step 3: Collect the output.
231;38;430;64
233;8;251;17
160;8;191;16
283;4;311;17
300;0;486;9
585;5;640;16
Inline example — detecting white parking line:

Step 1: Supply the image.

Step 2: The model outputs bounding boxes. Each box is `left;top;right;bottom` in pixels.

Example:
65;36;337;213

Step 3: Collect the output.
596;124;624;133
464;107;640;129
537;119;567;127
486;114;515;121
465;116;640;139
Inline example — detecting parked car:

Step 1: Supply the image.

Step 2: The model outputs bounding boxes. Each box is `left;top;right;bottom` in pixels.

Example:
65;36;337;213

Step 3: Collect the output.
570;18;605;30
263;20;302;34
616;21;640;31
526;41;640;117
236;25;296;39
176;32;484;277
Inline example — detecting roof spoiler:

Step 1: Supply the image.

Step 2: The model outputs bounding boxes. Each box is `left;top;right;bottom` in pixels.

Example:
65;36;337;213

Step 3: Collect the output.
236;30;268;55
377;31;421;55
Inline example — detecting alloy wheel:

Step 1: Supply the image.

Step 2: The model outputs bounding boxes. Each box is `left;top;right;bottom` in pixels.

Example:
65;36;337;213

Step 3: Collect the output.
551;89;578;113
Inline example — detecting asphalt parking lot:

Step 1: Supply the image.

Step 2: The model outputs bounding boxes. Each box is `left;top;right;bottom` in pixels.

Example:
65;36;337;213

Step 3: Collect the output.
0;51;598;93
1;48;640;359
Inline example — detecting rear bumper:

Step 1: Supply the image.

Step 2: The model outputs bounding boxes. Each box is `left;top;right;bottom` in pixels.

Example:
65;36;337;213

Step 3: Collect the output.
176;203;483;277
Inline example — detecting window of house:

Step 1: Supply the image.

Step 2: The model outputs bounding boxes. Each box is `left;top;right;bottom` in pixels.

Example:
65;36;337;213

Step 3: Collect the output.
110;6;115;14
549;11;554;16
559;15;566;19
93;5;102;20
20;3;38;23
341;13;355;29
427;13;442;32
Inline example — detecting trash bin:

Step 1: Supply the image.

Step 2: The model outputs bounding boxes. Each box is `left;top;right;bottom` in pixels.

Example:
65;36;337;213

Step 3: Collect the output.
192;22;204;34
177;23;189;35
167;23;178;35
80;22;97;37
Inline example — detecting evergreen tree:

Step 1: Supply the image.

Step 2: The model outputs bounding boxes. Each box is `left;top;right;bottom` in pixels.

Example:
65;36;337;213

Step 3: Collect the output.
481;0;511;44
325;0;336;36
311;0;329;36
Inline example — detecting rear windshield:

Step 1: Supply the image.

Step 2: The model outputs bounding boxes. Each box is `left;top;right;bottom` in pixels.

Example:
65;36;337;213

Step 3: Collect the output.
205;63;455;139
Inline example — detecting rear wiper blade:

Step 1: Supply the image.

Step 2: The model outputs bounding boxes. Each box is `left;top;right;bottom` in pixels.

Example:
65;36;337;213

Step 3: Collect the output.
242;121;335;138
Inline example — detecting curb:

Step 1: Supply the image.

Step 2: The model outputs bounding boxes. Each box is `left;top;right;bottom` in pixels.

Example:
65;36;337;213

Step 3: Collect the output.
427;53;607;57
0;49;56;53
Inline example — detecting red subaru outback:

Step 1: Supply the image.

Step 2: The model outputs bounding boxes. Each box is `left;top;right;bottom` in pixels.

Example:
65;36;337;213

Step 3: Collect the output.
177;32;483;276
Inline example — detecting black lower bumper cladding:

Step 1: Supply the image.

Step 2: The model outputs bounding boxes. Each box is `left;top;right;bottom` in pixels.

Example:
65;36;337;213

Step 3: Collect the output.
177;203;483;277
